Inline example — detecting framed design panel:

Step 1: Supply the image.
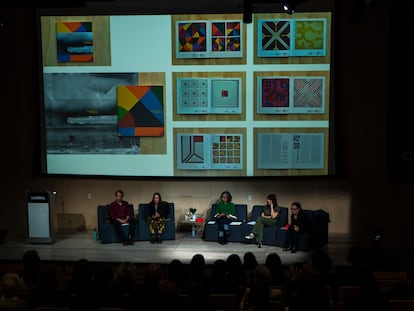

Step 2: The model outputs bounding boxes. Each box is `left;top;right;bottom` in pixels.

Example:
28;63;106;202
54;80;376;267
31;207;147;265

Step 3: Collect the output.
174;128;246;177
176;19;243;59
257;18;327;57
173;71;246;122
177;77;242;114
257;76;326;114
253;12;331;66
177;133;242;169
253;128;329;176
41;15;111;66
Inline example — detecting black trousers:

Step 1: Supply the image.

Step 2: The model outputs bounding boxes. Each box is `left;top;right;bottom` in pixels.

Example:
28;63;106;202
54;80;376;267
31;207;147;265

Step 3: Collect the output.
217;216;232;241
285;226;300;248
111;218;136;241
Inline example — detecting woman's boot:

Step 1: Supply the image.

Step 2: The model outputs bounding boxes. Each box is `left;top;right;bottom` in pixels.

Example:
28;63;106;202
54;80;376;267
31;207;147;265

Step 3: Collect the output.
224;231;229;244
218;231;225;245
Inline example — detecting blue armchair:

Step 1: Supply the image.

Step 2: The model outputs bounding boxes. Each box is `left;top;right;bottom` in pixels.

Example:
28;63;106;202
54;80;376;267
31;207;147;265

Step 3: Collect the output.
97;204;135;244
135;202;176;241
297;209;330;251
203;203;248;242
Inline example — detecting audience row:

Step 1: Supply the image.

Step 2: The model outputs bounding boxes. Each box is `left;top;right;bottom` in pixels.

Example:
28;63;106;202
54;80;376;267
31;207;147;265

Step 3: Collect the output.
1;245;414;311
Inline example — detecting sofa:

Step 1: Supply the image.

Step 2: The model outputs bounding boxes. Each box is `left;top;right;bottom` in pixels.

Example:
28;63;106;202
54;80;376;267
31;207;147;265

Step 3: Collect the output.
241;206;330;251
203;203;248;242
97;204;135;244
135;202;176;241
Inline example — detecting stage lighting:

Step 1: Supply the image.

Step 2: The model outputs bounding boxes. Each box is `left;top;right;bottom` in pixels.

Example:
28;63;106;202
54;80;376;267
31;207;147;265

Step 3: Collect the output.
282;1;295;14
281;0;309;14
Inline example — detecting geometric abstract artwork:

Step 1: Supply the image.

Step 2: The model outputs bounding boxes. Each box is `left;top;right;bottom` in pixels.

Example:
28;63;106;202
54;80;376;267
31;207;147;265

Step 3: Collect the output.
258;18;326;57
56;21;94;62
211;21;242;54
260;77;290;109
177;22;207;54
293;77;324;109
117;85;164;137
294;19;325;54
257;76;325;114
176;20;243;58
258;19;292;57
177;77;242;114
177;133;243;170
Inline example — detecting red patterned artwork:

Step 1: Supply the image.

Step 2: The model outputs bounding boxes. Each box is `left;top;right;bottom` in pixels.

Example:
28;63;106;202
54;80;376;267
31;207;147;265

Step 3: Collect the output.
261;78;290;108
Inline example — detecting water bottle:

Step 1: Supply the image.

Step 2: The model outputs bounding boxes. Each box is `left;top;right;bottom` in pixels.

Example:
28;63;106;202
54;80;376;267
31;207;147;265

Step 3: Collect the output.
93;229;98;241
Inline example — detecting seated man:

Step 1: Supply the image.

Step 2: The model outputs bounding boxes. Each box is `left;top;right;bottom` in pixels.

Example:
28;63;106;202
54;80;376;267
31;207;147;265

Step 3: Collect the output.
109;190;136;245
283;201;312;253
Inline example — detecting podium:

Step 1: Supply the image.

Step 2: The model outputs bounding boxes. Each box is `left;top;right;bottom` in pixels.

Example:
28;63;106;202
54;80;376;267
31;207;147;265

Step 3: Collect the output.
27;191;54;243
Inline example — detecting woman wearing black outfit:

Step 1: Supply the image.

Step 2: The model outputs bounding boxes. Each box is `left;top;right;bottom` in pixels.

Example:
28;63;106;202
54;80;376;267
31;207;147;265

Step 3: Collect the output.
283;201;313;253
147;192;170;244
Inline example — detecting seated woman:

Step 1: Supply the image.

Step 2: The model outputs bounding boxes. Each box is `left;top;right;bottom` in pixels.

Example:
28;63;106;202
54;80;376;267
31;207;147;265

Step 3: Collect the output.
147;192;170;244
214;190;237;245
245;193;280;248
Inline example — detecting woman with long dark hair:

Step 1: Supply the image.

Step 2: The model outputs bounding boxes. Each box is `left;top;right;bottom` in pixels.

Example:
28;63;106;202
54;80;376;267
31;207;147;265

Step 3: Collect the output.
245;193;280;248
147;192;170;244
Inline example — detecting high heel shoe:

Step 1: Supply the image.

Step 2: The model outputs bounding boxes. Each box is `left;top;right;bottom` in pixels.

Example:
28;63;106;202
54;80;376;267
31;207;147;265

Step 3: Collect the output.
257;242;262;248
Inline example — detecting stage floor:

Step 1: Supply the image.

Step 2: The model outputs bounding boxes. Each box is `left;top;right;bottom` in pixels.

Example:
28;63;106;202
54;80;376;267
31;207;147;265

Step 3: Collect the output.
0;231;352;266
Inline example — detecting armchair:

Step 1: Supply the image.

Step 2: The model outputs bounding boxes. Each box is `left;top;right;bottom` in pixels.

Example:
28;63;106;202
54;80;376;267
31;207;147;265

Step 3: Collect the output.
297;209;330;251
203;203;248;242
136;202;176;241
97;204;134;244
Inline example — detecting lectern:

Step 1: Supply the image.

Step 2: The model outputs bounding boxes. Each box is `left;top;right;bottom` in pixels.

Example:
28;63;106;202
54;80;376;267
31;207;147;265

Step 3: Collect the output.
27;191;54;243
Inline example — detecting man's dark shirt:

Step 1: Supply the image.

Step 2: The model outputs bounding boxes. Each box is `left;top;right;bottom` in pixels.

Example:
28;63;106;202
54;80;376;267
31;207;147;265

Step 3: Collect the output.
109;200;130;220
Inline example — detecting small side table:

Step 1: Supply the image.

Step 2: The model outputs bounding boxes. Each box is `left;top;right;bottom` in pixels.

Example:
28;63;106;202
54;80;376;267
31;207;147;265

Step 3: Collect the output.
180;219;205;237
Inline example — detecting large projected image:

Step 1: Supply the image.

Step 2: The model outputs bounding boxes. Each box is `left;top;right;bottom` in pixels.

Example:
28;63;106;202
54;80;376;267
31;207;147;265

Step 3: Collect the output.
44;72;141;155
39;11;333;177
